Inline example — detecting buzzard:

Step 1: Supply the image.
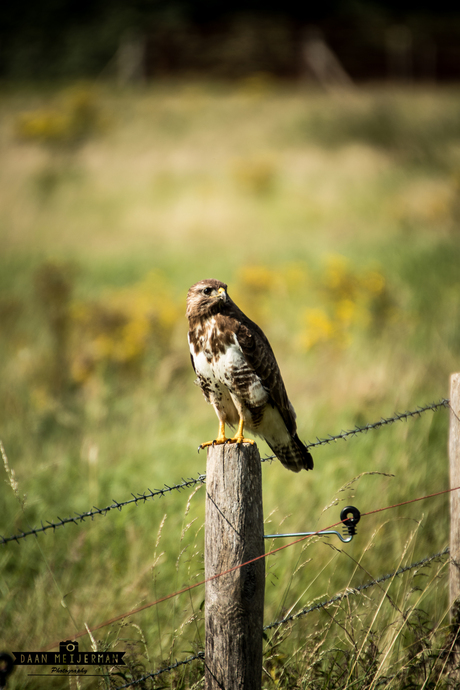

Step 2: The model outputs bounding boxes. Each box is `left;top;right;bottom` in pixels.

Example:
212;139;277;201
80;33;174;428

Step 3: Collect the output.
186;279;313;472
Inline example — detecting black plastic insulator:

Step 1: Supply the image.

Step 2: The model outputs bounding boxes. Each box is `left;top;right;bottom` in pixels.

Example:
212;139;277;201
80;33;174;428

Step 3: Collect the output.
340;506;361;536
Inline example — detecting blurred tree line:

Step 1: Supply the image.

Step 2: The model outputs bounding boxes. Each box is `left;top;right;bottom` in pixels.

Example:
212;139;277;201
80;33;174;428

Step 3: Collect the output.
1;0;460;81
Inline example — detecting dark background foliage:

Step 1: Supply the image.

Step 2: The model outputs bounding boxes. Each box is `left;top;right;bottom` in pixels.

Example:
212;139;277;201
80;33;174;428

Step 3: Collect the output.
1;0;460;80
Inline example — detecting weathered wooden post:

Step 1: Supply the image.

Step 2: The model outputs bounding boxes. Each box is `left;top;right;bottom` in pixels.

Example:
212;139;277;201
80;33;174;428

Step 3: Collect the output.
450;372;460;616
205;442;265;690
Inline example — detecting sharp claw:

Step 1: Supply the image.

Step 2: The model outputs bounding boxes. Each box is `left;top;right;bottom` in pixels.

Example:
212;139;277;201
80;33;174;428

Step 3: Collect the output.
198;435;250;449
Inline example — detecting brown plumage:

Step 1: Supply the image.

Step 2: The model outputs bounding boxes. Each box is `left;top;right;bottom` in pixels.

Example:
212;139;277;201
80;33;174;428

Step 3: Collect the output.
186;278;313;472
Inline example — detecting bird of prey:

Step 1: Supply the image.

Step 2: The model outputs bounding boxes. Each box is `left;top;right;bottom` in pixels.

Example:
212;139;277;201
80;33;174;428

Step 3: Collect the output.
186;279;313;472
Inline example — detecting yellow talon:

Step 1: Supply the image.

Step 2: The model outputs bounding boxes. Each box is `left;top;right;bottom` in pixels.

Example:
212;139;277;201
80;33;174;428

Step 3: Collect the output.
227;436;255;445
226;418;255;446
199;418;254;450
199;421;229;449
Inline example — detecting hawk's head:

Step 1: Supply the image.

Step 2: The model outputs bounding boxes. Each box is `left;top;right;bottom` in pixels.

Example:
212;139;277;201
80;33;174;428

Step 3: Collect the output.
186;279;228;320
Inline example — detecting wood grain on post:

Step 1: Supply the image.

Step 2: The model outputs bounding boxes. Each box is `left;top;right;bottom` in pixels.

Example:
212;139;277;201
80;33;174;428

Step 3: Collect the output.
450;373;460;616
205;442;265;690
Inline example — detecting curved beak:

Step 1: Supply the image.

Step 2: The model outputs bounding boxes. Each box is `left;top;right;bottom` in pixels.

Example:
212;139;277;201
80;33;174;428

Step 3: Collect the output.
217;287;227;302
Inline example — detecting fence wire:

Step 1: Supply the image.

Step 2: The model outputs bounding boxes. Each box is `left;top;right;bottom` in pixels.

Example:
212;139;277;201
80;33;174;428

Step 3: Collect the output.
0;398;450;546
288;397;449;456
113;651;205;689
113;546;451;688
264;545;450;630
0;475;206;545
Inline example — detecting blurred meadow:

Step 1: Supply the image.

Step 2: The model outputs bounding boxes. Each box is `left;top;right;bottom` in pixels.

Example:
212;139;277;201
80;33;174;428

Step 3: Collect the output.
1;79;460;688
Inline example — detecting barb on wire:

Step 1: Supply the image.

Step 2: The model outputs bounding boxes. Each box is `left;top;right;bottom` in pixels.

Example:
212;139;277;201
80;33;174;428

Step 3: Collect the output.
113;651;205;690
261;397;450;462
306;398;450;450
264;546;450;631
0;475;206;546
1;397;450;545
40;492;455;654
101;547;451;687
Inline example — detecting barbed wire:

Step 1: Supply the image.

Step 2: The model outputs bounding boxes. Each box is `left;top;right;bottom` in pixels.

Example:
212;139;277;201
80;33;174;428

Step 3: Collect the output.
1;398;450;546
1;397;454;687
110;546;451;688
0;475;206;545
41;485;458;656
306;397;450;447
262;397;450;462
113;651;205;689
264;545;450;630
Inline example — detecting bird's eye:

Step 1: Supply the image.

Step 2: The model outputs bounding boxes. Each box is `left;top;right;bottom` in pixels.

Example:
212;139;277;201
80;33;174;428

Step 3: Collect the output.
202;287;213;296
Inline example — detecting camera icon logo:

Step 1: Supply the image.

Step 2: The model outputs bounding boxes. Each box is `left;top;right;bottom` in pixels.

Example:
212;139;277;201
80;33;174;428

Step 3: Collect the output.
59;640;79;655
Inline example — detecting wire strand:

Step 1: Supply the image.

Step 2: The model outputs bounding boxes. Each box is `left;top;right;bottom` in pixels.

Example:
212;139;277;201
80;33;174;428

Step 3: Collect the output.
0;475;206;545
114;652;205;689
264;546;450;630
39;483;460;653
1;397;450;546
98;546;451;689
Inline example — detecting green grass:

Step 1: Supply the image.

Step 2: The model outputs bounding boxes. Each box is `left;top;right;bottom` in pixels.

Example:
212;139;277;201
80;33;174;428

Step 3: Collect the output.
1;80;460;688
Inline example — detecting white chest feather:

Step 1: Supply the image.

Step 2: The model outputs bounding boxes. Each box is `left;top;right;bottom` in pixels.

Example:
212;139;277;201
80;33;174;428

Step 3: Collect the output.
188;322;267;407
189;327;243;380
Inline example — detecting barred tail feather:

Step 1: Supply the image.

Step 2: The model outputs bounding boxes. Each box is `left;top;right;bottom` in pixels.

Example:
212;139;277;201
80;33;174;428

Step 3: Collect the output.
266;434;314;473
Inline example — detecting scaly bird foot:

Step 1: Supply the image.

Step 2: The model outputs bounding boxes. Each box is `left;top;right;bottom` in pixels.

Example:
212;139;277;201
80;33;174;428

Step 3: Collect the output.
226;418;254;446
225;435;255;445
198;420;229;451
198;437;229;451
197;420;255;452
197;436;254;452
